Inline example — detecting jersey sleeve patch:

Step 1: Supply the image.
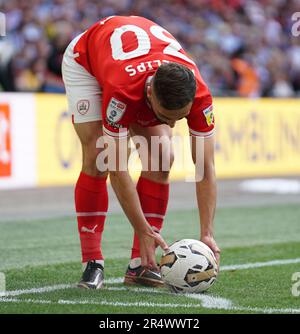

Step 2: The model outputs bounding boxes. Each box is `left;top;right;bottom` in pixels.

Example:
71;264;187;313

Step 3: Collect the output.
106;97;127;124
203;105;214;127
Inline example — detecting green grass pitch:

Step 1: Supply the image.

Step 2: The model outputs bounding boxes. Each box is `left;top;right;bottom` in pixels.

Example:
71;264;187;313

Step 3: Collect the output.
0;203;300;314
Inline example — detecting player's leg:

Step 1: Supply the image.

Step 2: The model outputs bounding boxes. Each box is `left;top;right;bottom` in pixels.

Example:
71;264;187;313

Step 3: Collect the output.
124;123;174;287
73;121;109;289
62;33;107;289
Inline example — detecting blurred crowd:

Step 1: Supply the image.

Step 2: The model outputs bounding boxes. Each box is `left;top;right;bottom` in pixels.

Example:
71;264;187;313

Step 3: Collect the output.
0;0;300;97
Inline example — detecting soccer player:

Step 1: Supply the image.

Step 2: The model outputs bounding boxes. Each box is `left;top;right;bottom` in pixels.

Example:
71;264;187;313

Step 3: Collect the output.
62;15;220;289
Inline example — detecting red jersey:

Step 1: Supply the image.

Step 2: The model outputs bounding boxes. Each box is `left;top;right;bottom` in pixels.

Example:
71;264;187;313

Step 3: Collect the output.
74;16;214;138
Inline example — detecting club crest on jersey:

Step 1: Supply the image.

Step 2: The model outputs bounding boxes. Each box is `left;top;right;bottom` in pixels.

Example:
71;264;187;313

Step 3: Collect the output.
203;105;214;126
77;100;90;115
106;98;127;123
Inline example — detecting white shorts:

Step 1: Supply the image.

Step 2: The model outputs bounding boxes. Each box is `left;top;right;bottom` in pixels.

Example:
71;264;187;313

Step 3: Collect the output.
61;33;103;123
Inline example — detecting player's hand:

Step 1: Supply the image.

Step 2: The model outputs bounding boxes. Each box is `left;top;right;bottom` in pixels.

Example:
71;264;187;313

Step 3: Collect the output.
138;227;169;270
201;235;221;270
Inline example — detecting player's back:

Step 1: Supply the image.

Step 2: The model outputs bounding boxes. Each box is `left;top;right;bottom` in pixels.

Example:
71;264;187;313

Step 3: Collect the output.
74;15;198;89
72;15;213;137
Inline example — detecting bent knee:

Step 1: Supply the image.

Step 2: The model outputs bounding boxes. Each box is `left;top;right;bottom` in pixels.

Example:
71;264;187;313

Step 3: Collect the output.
82;143;108;177
149;148;174;171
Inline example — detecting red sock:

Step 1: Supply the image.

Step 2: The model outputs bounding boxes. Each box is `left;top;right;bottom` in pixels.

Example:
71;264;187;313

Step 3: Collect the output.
131;177;169;260
75;172;108;263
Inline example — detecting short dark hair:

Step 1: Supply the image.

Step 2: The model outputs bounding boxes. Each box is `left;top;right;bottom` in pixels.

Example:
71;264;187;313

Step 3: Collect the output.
153;62;196;110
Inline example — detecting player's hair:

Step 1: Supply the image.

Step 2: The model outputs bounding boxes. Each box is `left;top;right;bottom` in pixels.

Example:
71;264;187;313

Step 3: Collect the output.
153;62;196;110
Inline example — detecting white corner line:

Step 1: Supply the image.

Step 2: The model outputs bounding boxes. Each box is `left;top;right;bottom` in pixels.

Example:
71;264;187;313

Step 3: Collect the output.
220;258;300;271
0;297;300;314
3;278;124;297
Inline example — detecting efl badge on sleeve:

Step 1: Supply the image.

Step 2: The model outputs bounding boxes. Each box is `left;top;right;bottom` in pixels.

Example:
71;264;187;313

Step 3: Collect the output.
106;97;127;123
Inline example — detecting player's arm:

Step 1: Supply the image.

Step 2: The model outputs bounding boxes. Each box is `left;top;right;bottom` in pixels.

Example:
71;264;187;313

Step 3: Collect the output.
105;134;168;269
191;135;221;266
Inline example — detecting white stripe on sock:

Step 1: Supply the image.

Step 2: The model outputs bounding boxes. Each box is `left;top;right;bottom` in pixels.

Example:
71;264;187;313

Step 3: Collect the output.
144;213;165;219
77;211;107;217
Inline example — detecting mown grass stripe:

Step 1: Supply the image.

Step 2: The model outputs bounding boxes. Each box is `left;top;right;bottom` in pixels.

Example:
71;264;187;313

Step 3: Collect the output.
4;257;300;297
1;297;300;314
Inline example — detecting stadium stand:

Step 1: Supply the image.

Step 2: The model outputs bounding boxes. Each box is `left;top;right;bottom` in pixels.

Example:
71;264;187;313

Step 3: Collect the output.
0;0;299;97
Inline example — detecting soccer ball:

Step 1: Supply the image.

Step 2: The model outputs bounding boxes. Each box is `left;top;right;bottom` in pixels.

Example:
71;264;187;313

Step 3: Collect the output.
160;239;218;293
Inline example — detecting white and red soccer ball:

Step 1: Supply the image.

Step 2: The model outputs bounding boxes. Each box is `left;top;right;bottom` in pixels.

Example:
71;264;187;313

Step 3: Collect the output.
160;239;218;293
